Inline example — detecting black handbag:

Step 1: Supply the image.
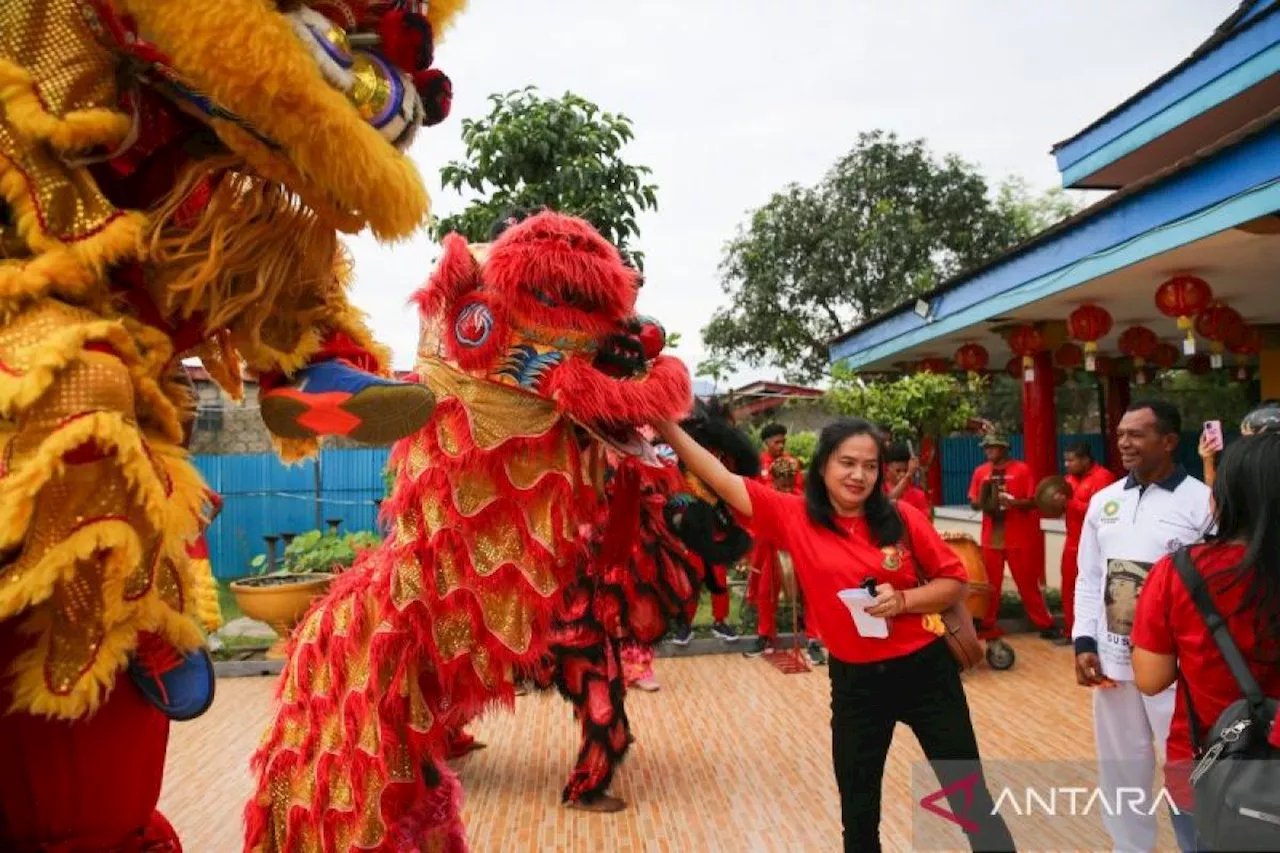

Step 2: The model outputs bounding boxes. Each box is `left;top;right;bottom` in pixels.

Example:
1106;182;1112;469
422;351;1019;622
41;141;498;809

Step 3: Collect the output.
1172;548;1280;851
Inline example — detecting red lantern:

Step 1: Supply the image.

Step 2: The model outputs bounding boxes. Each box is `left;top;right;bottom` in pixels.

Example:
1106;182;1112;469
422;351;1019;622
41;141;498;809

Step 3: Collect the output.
1053;342;1084;370
1008;323;1044;381
954;342;990;376
1195;303;1244;368
918;357;951;375
1004;356;1021;380
1155;274;1213;354
1118;325;1158;366
1151;342;1180;370
1227;323;1261;381
1067;304;1113;371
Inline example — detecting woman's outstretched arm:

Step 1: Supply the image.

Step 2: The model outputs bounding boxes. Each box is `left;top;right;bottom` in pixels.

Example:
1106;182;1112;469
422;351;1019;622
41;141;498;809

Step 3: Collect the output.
654;421;752;517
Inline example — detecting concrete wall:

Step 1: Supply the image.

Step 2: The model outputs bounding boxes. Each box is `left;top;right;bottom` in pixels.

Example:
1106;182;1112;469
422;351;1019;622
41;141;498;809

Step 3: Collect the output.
933;507;1066;592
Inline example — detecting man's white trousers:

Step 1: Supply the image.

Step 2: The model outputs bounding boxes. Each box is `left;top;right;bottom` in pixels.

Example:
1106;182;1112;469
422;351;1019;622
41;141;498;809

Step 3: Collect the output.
1093;680;1176;852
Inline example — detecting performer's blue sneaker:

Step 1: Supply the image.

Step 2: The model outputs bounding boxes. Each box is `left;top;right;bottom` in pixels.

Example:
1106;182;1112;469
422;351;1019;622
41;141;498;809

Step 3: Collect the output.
259;359;435;446
128;632;216;722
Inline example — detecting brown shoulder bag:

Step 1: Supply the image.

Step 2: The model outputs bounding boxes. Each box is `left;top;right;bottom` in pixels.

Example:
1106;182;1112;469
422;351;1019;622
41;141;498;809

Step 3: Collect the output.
900;508;984;672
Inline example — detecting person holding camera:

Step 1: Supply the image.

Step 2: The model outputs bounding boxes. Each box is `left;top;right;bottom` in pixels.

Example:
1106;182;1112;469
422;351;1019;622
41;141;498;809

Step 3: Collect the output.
654;416;1015;853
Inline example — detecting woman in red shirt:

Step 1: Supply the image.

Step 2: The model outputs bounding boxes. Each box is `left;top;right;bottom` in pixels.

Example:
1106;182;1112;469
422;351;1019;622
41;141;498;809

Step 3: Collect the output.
656;417;1014;853
1132;432;1280;852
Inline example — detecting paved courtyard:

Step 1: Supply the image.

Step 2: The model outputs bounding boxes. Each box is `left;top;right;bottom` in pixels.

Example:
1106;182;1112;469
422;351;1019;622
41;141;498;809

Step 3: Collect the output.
160;636;1177;852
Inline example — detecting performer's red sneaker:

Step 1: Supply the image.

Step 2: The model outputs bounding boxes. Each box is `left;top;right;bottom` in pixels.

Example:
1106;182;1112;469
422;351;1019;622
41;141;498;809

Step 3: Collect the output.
259;359;435;446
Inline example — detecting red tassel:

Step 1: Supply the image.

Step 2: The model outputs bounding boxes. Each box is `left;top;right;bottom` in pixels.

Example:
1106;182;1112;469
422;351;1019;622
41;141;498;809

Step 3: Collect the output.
415;68;453;126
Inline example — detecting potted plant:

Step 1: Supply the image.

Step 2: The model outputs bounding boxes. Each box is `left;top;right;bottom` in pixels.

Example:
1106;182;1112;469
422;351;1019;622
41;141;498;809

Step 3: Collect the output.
230;529;382;659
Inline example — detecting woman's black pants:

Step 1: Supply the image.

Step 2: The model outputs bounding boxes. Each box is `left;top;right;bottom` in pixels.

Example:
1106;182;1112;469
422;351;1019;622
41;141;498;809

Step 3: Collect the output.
829;639;1015;852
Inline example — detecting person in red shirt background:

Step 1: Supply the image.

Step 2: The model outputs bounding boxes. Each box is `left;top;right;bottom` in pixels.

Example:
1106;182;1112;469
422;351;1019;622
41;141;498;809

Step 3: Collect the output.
743;455;826;665
1050;443;1115;644
883;443;930;517
1131;431;1280;851
967;434;1059;640
758;423;803;489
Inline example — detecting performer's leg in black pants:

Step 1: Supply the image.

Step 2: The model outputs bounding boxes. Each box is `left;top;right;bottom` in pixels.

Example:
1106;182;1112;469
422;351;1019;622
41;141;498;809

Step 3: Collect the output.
829;655;897;852
898;641;1016;852
829;641;1016;853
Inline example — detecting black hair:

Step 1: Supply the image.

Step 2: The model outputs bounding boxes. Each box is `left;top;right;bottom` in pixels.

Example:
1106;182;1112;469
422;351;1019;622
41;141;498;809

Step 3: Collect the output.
760;423;788;441
1065;442;1094;461
1126;398;1182;435
1206;433;1280;653
804;418;904;545
884;442;912;464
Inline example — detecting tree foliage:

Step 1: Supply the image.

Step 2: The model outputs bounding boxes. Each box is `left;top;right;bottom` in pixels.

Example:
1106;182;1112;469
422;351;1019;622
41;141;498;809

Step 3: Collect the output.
825;368;982;442
437;87;658;267
703;131;1082;382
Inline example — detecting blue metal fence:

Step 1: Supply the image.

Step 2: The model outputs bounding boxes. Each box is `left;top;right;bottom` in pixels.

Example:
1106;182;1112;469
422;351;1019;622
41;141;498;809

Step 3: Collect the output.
195;448;390;580
937;432;1214;505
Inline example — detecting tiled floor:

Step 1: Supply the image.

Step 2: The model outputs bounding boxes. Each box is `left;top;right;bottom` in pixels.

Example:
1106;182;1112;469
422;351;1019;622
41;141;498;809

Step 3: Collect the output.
161;636;1177;852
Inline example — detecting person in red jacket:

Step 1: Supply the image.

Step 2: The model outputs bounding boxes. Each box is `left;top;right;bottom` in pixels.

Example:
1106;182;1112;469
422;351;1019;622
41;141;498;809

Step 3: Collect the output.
1049;443;1115;644
883;443;930;516
968;434;1059;639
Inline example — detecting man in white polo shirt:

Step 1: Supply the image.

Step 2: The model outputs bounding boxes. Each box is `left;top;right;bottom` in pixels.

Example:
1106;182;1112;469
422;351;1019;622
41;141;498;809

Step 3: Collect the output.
1073;400;1212;852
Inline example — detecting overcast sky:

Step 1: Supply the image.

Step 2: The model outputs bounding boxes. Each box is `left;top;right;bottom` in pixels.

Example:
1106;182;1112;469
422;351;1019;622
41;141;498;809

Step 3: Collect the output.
343;0;1235;387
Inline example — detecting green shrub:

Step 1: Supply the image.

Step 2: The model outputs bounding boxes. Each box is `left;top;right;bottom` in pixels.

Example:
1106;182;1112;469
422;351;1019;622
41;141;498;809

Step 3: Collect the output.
250;529;383;576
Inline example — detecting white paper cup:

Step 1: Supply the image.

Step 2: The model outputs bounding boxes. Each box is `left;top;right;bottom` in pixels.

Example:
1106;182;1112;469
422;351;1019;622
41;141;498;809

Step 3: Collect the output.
837;588;889;639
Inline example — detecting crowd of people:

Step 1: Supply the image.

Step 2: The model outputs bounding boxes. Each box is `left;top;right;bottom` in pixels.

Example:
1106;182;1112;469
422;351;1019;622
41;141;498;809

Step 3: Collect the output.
647;399;1278;853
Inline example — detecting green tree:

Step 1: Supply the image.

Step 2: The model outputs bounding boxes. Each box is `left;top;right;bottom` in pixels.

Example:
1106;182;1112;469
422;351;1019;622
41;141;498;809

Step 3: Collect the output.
437;87;658;267
825;367;982;444
695;354;733;393
993;176;1084;239
703;131;1075;382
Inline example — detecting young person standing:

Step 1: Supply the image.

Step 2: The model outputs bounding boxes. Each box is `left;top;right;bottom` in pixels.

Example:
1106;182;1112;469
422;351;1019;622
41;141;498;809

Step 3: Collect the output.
883;443;930;516
1073;400;1213;852
658;417;1015;853
1051;443;1116;643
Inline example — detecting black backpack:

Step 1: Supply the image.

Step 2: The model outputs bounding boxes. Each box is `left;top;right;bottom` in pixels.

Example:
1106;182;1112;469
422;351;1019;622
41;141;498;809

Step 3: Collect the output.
1172;548;1280;851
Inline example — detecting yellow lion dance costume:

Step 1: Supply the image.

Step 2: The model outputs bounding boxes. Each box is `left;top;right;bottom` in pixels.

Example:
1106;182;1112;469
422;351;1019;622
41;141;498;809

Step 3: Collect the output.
0;2;465;849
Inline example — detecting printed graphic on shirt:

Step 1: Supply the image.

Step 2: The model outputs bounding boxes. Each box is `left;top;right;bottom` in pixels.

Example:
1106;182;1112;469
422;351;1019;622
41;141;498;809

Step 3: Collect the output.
1104;558;1151;639
1100;500;1121;523
882;545;902;571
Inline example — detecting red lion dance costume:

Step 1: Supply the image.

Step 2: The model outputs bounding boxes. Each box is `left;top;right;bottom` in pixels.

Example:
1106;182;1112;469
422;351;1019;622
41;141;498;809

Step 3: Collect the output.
245;212;694;851
1;1;468;849
526;400;759;811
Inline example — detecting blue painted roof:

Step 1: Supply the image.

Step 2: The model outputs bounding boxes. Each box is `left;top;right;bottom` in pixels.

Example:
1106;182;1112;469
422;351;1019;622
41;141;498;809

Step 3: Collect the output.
1052;0;1280;188
828;118;1280;368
